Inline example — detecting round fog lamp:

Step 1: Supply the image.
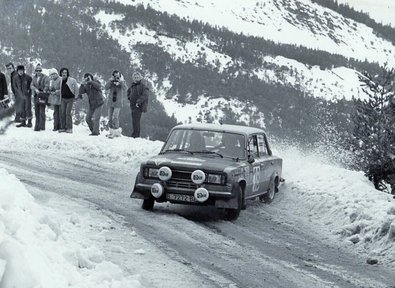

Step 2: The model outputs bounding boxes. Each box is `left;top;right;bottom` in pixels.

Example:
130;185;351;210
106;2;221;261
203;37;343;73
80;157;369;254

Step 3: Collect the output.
151;183;164;198
194;187;209;203
191;170;205;184
158;166;172;181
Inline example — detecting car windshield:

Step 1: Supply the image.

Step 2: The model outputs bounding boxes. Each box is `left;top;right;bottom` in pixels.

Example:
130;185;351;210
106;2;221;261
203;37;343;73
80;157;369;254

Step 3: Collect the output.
161;129;246;159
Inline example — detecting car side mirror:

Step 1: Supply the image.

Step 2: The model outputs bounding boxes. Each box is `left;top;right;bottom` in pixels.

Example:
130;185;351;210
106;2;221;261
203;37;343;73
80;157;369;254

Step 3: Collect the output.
248;155;255;164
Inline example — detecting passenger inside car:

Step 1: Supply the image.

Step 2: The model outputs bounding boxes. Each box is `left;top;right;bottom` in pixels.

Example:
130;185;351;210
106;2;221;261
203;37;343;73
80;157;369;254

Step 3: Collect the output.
188;131;205;151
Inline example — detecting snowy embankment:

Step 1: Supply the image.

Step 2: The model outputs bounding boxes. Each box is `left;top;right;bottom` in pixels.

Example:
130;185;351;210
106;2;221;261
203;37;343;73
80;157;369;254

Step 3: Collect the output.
0;168;145;288
278;146;395;265
1;120;395;288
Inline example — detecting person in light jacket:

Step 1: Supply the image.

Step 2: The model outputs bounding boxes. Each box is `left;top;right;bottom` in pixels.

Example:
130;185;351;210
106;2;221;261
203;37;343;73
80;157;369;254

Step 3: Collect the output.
78;73;104;136
59;67;79;133
48;68;62;131
104;70;127;138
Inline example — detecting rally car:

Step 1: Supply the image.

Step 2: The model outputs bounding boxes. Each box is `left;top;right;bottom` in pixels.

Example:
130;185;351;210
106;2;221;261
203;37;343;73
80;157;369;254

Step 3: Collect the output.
130;123;283;220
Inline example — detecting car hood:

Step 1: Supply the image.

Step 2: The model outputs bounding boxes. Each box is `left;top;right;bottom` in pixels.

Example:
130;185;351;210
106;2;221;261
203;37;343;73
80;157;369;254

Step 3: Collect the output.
144;154;244;171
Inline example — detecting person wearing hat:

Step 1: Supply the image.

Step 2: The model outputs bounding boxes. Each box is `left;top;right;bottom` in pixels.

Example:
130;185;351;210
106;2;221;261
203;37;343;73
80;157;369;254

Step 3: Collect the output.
127;71;149;138
48;68;62;131
30;64;50;131
78;73;104;136
12;65;33;128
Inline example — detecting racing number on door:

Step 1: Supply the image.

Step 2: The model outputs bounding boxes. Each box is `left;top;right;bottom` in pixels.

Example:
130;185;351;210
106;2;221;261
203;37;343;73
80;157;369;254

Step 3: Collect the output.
252;166;260;192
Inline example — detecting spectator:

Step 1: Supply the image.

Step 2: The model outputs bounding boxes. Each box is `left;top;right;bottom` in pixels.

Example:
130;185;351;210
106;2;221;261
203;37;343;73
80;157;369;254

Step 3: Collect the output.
0;68;8;106
104;70;127;138
79;73;104;136
13;65;32;128
127;71;149;138
31;64;50;131
5;63;18;121
59;67;79;133
48;68;62;131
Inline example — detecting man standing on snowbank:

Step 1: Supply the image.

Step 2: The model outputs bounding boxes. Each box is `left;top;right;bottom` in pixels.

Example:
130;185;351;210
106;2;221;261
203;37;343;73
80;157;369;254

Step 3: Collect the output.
79;73;104;136
31;64;50;131
105;70;127;138
127;71;149;138
13;65;32;128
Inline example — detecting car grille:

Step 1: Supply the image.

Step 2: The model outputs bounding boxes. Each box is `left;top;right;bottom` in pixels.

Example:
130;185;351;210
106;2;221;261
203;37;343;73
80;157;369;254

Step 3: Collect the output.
166;180;198;190
171;170;192;181
165;169;197;190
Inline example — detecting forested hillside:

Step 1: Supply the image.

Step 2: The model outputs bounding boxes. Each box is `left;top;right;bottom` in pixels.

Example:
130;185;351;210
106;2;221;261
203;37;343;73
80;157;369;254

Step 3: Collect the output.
0;0;393;144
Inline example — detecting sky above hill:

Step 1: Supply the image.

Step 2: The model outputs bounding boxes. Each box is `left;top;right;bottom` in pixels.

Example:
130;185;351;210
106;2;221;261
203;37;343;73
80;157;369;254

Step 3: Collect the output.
340;0;395;27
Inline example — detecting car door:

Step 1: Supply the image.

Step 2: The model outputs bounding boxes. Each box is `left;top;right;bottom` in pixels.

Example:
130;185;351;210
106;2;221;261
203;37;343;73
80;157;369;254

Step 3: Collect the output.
257;133;271;192
246;134;262;198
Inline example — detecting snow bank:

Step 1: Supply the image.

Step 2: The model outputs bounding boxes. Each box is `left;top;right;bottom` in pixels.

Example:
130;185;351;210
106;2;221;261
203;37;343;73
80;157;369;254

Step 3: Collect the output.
0;168;144;288
1;123;163;168
278;146;395;265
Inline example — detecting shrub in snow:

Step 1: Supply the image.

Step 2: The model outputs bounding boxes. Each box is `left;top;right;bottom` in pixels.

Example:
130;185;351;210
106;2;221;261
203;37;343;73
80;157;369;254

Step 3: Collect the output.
351;65;395;193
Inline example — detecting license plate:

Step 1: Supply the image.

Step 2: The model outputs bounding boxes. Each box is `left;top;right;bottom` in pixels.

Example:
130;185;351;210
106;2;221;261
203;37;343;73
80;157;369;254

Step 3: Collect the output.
166;193;196;202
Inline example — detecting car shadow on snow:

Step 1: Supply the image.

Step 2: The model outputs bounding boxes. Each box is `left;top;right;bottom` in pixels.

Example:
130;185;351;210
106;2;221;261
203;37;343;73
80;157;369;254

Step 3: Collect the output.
152;203;226;222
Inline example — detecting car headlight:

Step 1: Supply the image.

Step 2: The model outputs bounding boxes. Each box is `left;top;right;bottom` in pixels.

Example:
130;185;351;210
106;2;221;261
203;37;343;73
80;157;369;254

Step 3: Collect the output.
143;167;159;178
207;173;225;185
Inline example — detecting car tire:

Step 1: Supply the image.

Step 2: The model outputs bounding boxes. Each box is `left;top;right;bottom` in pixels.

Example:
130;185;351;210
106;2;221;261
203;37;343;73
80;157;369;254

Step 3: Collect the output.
262;179;276;204
224;185;242;220
142;197;155;210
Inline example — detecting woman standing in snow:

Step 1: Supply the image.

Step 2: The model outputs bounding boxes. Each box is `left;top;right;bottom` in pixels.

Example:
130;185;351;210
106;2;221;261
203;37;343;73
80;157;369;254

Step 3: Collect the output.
48;68;62;131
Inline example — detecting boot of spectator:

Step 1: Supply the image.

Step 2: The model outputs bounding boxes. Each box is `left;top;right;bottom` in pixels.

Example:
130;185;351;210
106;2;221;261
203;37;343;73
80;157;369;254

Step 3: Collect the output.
16;120;26;128
106;128;114;139
114;128;122;137
27;119;32;127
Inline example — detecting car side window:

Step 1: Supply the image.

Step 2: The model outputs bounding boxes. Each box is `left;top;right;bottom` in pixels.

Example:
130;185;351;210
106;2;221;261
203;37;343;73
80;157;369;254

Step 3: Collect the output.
257;134;267;156
248;135;259;159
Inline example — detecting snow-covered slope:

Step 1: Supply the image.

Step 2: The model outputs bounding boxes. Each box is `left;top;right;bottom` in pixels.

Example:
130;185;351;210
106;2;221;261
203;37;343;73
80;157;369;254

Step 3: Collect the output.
92;0;391;124
113;0;395;66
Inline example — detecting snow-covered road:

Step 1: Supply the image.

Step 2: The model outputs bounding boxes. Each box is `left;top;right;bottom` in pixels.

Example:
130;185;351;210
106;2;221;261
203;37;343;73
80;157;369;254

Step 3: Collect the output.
1;146;395;288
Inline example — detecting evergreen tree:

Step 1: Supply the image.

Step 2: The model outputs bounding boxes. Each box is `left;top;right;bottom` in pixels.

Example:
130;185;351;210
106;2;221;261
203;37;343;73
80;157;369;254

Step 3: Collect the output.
352;66;395;192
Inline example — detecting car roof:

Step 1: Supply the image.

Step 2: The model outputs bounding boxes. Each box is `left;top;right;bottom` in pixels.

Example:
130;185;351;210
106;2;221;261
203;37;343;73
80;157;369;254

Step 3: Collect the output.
171;123;266;136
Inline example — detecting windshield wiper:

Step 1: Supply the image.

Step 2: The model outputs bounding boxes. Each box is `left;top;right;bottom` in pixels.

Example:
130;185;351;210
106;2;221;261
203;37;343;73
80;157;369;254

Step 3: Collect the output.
189;150;224;158
162;149;193;154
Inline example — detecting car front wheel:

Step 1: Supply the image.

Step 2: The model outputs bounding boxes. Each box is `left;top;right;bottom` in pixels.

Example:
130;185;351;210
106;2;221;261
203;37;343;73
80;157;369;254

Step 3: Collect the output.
142;197;155;210
224;185;242;220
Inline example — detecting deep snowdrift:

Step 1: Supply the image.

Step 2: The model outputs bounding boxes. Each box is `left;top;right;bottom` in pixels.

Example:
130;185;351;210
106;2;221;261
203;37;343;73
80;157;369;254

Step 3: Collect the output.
1;120;394;287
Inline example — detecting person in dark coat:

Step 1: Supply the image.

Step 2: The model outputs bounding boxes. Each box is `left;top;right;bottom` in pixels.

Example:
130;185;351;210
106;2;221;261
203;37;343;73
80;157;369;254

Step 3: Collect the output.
79;73;104;136
31;64;50;131
0;70;8;110
5;63;18;121
127;71;149;138
13;65;33;128
0;70;8;101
